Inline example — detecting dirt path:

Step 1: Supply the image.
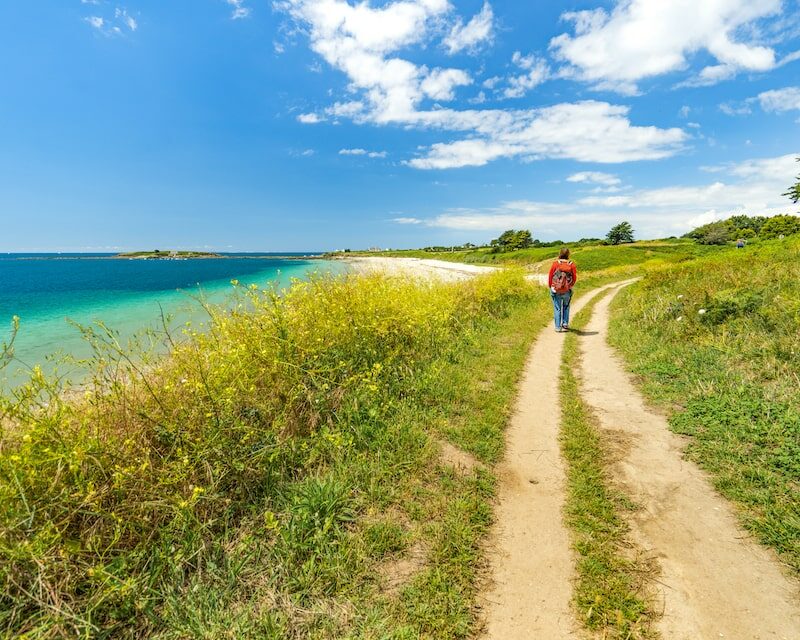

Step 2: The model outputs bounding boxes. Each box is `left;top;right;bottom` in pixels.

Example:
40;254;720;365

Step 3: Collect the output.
578;286;800;639
479;282;629;639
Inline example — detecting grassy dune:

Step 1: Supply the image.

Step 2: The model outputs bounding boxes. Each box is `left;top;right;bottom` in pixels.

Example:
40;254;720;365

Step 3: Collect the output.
609;237;800;572
0;270;550;638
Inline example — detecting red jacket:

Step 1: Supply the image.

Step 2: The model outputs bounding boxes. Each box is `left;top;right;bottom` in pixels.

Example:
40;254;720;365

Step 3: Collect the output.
548;259;577;290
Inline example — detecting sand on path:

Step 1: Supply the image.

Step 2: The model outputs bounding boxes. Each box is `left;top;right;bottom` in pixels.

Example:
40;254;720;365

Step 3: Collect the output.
578;286;800;639
479;281;631;639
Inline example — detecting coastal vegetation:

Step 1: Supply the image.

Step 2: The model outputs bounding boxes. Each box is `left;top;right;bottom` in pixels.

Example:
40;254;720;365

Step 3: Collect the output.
0;269;551;637
116;250;221;259
608;235;800;572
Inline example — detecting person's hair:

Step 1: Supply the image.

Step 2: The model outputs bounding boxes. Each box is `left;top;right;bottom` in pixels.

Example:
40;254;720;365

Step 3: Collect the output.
558;247;570;259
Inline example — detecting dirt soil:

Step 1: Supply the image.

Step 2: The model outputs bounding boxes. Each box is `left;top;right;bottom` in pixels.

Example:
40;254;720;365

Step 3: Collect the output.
578;286;800;639
479;281;631;639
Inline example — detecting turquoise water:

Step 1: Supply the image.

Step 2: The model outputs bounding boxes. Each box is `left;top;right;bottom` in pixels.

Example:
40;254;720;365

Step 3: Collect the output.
0;254;344;388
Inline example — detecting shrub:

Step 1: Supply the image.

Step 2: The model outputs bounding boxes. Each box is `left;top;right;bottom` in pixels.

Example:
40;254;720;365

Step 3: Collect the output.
0;270;534;636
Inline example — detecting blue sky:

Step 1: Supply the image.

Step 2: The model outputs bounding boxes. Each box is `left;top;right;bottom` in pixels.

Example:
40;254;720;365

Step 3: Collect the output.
1;0;799;251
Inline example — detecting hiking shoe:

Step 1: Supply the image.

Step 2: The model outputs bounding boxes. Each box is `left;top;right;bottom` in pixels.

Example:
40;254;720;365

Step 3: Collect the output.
561;324;569;331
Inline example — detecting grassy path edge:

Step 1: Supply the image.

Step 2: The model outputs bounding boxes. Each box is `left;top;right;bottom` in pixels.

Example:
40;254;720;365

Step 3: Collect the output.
559;284;658;639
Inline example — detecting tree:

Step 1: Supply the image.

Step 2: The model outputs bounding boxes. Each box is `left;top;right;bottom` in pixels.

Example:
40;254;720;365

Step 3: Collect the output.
759;214;800;239
784;157;800;204
700;225;730;245
606;221;634;245
490;229;534;251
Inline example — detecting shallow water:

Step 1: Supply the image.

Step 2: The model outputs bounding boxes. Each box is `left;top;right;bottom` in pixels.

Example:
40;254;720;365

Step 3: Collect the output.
0;254;344;388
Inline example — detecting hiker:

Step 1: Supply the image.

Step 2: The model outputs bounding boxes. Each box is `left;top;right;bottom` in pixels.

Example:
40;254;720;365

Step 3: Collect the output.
736;238;745;249
548;248;577;332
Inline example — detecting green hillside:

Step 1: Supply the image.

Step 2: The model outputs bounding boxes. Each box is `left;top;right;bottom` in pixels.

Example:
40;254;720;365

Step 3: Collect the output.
609;236;800;572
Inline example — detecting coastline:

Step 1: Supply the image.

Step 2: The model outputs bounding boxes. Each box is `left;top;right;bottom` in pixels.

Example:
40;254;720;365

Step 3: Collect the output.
342;256;497;281
343;256;550;286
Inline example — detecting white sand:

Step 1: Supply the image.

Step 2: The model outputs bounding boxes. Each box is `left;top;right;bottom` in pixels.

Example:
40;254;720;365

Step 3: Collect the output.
345;256;549;286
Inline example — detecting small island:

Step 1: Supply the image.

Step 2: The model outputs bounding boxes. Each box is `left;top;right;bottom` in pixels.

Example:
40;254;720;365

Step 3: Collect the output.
115;250;222;260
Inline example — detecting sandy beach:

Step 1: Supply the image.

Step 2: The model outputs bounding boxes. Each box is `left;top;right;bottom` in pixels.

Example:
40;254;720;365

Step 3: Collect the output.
345;256;549;286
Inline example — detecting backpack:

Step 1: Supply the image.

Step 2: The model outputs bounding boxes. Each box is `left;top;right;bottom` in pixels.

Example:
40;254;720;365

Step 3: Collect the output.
551;260;574;294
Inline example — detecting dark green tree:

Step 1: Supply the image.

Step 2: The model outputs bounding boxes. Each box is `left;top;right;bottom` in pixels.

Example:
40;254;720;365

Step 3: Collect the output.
784;157;800;204
760;214;800;239
606;221;634;245
491;229;534;251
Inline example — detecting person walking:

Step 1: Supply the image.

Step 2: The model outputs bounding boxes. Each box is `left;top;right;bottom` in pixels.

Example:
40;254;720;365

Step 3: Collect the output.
548;248;577;332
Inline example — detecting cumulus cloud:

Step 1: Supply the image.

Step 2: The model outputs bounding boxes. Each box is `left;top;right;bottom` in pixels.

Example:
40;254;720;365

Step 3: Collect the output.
758;86;800;112
503;52;550;99
297;112;324;123
279;0;687;170
443;2;494;55
550;0;784;94
720;85;800;116
396;154;799;238
406;101;686;169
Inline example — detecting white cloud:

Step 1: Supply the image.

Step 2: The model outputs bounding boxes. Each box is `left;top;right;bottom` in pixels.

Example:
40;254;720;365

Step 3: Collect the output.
758;86;800;112
720;85;800;116
407;101;686;169
443;2;494;55
339;148;387;157
393;217;423;224
226;0;251;19
720;101;753;116
566;171;621;186
395;154;799;239
84;7;138;35
85;16;104;30
297;112;324;123
420;68;472;101
115;8;137;31
280;0;686;170
550;0;784;94
503;52;550;99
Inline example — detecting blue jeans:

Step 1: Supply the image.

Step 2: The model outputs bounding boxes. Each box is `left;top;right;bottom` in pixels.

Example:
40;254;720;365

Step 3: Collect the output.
551;290;572;329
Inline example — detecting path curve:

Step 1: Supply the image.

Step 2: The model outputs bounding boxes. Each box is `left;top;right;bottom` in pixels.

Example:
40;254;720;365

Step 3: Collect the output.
479;281;631;639
579;285;800;639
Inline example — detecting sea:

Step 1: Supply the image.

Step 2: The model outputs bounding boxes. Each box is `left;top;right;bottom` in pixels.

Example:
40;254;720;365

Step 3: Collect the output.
0;253;345;389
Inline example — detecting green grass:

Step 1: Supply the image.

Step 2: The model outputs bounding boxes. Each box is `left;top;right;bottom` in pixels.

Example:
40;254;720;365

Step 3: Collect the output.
0;269;552;638
608;236;800;573
560;290;656;639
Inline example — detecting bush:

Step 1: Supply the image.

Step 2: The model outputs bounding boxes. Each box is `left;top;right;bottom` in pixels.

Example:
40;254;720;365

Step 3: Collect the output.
0;270;535;636
760;214;800;239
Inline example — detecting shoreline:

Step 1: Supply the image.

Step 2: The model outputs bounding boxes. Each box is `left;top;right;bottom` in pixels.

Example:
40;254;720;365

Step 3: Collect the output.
343;256;549;286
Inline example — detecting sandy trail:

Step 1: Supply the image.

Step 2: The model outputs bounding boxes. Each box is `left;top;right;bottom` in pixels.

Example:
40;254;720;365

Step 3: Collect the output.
579;286;800;639
479;281;629;639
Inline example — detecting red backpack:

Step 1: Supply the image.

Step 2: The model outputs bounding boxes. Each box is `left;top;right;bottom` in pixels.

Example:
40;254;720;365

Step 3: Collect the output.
551;260;574;294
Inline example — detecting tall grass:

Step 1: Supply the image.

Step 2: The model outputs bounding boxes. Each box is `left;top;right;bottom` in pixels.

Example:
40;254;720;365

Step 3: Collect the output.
609;236;800;572
0;269;541;637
